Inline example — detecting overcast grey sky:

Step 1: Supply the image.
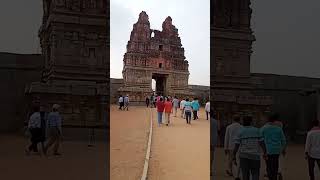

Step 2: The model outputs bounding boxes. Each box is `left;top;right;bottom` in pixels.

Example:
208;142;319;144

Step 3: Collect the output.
1;0;320;83
251;0;320;77
110;0;210;86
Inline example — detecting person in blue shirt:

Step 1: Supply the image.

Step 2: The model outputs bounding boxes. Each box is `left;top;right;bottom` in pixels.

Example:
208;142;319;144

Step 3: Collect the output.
233;116;267;180
260;113;286;180
44;104;63;156
191;97;200;120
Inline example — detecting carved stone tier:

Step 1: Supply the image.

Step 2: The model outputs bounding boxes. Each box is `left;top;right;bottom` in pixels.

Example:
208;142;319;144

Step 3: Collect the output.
119;11;193;103
212;0;272;124
26;0;108;127
26;80;108;127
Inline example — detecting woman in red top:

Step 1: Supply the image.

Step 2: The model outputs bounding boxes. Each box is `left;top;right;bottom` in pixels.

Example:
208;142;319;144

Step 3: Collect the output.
164;97;173;126
156;97;165;127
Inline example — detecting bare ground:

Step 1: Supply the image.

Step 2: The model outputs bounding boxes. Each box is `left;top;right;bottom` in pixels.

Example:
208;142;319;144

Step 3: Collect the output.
110;105;151;180
214;144;320;180
0;134;107;180
148;108;210;180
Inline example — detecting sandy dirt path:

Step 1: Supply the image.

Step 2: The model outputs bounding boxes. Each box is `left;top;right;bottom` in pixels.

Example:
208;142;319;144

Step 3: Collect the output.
110;105;151;180
214;145;319;180
148;108;210;180
0;134;107;180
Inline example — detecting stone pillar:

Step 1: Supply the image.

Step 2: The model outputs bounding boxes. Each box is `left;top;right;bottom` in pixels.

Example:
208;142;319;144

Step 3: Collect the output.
316;88;320;121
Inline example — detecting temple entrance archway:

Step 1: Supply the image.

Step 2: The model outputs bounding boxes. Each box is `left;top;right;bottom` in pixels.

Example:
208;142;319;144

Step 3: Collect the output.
152;73;168;96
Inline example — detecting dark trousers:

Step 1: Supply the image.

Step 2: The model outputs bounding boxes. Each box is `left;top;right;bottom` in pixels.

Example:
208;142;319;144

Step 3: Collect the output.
185;111;192;124
119;102;123;110
240;158;260;180
308;156;320;180
193;110;198;120
266;154;280;180
28;128;42;152
124;103;129;111
206;111;209;120
45;127;61;154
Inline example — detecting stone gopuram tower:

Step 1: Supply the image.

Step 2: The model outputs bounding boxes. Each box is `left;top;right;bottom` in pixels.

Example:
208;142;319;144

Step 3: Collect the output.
119;11;192;103
25;0;108;127
212;0;272;126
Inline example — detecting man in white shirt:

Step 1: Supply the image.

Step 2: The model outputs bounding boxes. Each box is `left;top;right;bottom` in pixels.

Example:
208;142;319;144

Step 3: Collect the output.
118;95;124;110
205;101;210;120
224;115;242;179
180;98;186;118
26;106;42;154
305;120;320;180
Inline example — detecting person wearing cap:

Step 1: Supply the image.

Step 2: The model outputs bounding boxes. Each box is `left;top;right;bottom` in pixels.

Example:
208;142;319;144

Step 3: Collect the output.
124;95;129;111
44;104;62;156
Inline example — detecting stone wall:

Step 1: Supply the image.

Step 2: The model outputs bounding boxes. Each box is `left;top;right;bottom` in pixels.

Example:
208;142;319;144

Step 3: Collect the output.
252;73;320;142
188;85;210;106
0;52;43;132
110;78;209;105
110;78;124;104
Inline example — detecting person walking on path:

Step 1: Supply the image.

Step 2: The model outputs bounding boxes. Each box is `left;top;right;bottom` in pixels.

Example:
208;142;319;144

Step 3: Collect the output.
180;98;186;118
224;116;242;179
211;113;218;179
44;104;63;156
260;113;286;180
156;97;165;127
305;120;320;180
184;98;193;124
191;98;200;120
124;95;129;111
146;96;150;108
154;95;158;108
118;95;124;110
205;101;210;120
262;116;285;179
39;106;47;154
26;106;42;155
233;116;267;180
164;97;173;126
150;95;154;108
172;96;179;117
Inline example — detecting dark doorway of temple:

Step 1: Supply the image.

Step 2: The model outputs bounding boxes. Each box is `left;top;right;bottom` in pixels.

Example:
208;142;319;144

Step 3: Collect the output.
152;74;167;96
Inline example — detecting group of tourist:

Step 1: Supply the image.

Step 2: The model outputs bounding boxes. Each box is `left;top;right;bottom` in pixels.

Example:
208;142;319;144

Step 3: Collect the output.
25;104;63;156
211;112;320;180
118;95;129;111
147;94;210;127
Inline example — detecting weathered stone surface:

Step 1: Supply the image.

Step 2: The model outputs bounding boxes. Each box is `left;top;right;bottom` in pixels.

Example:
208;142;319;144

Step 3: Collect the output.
119;11;193;103
212;0;272;125
26;0;108;128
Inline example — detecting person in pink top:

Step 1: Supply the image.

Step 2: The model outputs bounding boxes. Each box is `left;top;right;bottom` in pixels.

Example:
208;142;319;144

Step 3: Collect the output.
164;97;173;126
